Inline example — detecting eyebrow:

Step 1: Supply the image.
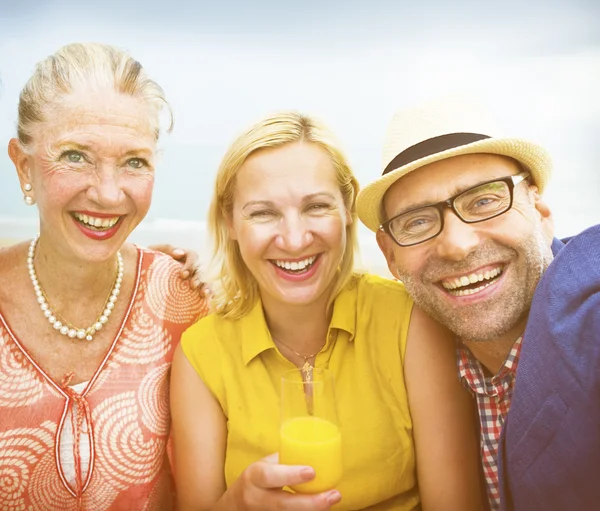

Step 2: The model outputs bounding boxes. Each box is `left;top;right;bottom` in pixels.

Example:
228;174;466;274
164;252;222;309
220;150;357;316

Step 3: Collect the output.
57;141;93;152
241;192;337;211
391;178;506;217
122;148;154;158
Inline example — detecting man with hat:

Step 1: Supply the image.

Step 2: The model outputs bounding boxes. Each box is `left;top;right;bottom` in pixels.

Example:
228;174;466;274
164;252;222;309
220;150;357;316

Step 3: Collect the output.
356;97;600;510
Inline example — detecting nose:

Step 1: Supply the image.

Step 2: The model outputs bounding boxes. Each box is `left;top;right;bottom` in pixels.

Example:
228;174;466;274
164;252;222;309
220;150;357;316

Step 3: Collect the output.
274;214;314;253
434;209;480;261
86;168;125;209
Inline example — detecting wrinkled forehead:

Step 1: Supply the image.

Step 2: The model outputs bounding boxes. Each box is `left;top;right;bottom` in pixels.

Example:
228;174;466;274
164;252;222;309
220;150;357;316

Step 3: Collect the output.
381;153;523;218
31;87;158;145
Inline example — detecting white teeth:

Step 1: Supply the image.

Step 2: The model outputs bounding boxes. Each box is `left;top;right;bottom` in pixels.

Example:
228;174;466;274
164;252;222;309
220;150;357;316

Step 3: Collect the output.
73;212;120;229
442;267;503;291
274;256;317;271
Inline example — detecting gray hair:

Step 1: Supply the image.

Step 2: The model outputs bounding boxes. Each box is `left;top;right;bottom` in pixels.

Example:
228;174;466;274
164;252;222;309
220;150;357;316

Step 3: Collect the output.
16;42;172;148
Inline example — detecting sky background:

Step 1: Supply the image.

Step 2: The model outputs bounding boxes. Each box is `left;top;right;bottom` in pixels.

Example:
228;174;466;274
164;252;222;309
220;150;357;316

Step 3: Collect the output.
1;0;599;272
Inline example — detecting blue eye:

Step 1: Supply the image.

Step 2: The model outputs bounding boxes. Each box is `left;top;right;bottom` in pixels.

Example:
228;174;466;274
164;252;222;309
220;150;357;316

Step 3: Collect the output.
474;197;495;207
406;217;432;230
127;158;147;169
63;151;85;163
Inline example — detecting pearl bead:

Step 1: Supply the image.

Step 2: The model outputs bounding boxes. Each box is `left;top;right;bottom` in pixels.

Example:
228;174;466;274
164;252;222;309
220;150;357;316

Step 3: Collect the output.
27;235;122;343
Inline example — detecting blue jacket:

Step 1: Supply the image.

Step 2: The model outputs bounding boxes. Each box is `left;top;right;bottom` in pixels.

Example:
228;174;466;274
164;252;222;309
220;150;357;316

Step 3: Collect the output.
499;225;600;510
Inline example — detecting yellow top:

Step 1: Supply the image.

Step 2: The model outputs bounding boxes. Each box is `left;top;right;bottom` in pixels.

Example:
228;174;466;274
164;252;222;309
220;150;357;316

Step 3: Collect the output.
181;274;418;510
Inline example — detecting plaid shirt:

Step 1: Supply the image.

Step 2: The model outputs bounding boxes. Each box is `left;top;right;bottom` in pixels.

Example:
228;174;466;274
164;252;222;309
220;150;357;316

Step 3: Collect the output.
458;337;523;511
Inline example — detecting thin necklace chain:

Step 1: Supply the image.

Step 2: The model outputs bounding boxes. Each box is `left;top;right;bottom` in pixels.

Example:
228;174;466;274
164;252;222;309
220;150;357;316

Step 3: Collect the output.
27;235;123;341
273;334;330;384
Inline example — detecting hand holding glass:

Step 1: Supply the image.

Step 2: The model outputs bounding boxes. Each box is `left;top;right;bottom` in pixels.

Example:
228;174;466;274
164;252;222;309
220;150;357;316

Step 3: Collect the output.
279;368;342;494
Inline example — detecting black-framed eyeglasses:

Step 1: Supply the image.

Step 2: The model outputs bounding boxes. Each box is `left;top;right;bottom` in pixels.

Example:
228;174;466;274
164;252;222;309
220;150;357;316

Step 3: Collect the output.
380;172;530;247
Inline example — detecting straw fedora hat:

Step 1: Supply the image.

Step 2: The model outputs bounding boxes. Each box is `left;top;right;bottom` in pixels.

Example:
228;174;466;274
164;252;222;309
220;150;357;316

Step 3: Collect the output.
357;96;553;232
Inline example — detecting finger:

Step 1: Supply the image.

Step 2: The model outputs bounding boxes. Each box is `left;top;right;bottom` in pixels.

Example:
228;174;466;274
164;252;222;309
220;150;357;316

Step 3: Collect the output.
190;277;205;290
248;460;315;490
262;452;279;464
272;489;342;511
171;248;186;259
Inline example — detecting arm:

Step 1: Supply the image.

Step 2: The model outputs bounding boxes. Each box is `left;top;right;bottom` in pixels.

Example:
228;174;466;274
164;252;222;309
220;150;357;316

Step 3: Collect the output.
170;344;341;511
404;305;485;511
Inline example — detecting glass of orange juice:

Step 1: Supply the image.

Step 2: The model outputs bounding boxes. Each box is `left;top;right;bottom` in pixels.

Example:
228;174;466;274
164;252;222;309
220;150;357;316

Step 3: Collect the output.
279;368;342;494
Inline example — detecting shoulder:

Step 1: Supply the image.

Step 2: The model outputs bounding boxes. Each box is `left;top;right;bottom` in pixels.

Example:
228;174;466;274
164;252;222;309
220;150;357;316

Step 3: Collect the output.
135;245;209;326
181;311;241;360
353;272;411;306
524;225;600;357
550;225;600;275
533;224;600;305
0;241;31;300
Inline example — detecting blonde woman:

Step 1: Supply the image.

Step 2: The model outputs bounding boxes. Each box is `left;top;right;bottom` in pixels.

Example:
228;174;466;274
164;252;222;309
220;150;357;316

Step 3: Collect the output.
0;43;208;510
171;112;484;510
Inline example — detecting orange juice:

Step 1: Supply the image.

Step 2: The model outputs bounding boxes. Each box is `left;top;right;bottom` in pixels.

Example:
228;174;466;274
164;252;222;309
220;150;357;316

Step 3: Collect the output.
280;416;342;494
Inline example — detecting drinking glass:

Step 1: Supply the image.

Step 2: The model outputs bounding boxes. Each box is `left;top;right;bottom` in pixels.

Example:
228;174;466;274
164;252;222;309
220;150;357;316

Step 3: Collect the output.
279;367;342;494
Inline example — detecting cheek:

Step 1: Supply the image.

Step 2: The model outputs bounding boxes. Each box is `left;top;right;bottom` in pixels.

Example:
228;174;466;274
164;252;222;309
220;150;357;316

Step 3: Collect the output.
310;215;346;242
235;223;274;258
394;247;426;277
125;175;155;213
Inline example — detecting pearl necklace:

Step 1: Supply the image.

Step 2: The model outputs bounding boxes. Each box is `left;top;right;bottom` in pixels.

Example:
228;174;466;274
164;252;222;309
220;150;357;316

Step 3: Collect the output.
27;236;123;341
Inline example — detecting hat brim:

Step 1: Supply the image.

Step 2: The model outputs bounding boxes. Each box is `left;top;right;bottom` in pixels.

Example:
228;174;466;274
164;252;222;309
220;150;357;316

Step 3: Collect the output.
357;137;552;232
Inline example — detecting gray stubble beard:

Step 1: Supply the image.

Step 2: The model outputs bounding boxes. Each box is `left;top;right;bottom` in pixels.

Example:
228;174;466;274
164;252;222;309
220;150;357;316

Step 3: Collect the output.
397;230;554;344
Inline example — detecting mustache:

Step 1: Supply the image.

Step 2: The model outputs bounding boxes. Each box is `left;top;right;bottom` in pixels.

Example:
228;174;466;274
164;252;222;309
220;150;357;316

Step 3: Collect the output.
420;242;517;282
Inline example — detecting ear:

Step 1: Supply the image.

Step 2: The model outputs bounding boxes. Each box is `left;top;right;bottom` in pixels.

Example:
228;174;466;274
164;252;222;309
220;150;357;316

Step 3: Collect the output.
376;229;401;278
8;138;32;191
529;185;554;241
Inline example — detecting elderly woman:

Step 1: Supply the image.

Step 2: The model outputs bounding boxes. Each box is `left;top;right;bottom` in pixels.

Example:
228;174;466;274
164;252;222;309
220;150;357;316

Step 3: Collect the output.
0;43;208;510
171;112;484;510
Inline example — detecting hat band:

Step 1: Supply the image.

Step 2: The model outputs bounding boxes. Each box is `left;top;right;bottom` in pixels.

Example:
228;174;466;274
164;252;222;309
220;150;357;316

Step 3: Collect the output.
382;132;491;175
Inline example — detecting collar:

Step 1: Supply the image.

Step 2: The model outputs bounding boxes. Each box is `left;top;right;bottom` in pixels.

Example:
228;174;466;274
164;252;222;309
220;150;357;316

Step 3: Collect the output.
241;278;358;366
458;336;523;395
552;236;566;257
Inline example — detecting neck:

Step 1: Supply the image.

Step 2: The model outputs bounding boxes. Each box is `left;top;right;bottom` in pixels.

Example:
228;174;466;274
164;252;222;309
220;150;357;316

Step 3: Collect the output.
459;316;528;375
33;235;121;302
261;292;332;355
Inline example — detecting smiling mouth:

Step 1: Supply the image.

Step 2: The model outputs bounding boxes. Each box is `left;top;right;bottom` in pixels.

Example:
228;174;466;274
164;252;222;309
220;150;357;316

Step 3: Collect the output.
72;212;122;231
271;255;318;274
440;266;504;297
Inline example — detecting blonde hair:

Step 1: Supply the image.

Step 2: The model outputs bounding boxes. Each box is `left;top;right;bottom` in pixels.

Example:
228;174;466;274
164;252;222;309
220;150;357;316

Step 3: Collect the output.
208;111;360;320
16;42;171;149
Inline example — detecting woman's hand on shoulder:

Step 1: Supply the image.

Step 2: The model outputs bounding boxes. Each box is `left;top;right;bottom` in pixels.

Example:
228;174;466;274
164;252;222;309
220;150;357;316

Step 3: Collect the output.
225;454;341;511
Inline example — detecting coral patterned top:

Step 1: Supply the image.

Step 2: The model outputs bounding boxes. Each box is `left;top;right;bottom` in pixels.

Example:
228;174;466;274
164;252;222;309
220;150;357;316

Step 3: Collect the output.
0;248;208;511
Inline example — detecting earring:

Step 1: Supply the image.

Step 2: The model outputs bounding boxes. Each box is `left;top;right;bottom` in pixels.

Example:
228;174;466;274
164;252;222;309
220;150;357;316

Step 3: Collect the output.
24;195;35;206
24;183;32;192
